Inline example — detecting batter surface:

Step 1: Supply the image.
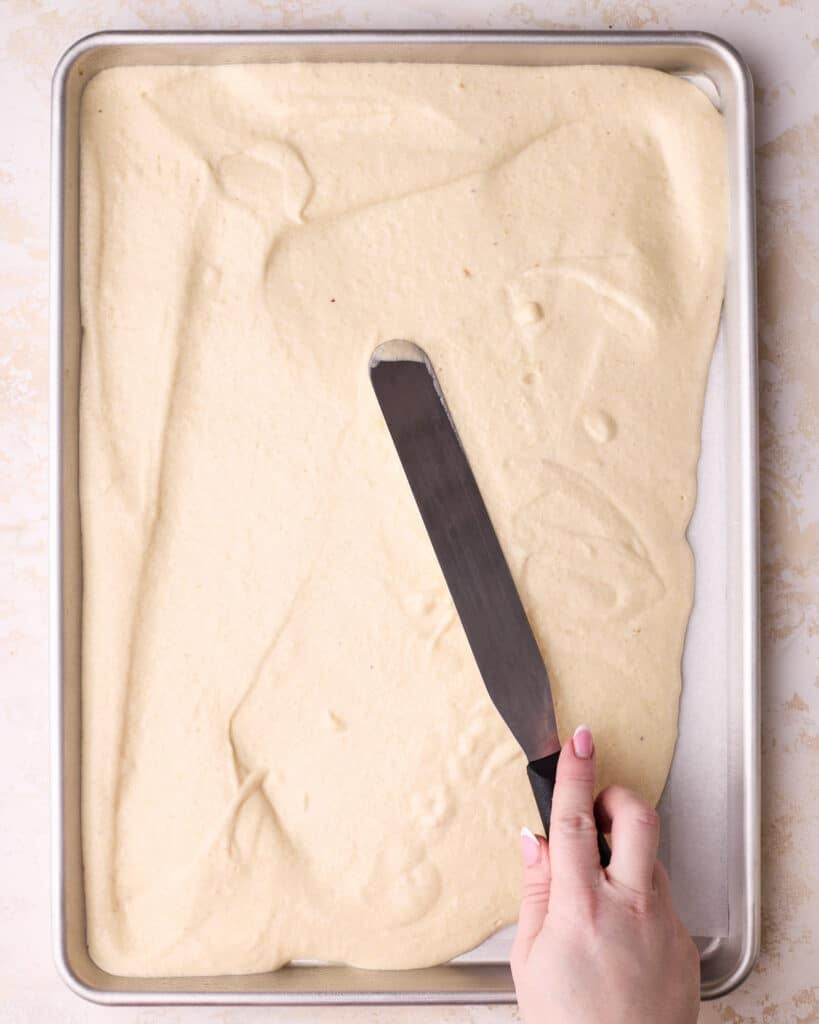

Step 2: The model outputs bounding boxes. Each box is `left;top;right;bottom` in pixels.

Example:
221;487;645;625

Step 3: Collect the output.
79;63;727;975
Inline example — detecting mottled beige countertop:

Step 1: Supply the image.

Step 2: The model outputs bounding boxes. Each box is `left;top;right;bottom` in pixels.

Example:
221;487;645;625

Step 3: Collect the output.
1;1;815;1021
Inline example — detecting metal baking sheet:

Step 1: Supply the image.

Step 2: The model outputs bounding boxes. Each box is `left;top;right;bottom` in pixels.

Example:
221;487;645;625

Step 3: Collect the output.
50;30;759;1005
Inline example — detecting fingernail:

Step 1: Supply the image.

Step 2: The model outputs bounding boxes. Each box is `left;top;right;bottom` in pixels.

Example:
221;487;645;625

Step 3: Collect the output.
572;724;594;759
520;826;540;867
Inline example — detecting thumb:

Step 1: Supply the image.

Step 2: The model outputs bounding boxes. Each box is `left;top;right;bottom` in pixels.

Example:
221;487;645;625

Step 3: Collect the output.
511;827;551;968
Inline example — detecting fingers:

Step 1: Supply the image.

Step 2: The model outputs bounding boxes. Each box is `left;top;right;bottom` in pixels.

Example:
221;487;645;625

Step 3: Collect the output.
512;827;551;967
547;725;604;894
515;829;551;948
594;784;660;895
652;858;673;906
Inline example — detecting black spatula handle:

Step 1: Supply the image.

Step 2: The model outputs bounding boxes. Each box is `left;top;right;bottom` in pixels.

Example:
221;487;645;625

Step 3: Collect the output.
527;751;611;868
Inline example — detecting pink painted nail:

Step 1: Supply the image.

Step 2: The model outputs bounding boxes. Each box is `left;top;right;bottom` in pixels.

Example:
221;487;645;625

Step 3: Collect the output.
572;724;594;759
520;826;540;867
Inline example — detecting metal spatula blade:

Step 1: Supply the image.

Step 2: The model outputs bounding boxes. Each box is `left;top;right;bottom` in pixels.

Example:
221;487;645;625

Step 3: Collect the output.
370;339;560;764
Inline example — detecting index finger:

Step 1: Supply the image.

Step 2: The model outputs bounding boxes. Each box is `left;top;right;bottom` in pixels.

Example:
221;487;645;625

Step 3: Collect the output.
547;725;604;894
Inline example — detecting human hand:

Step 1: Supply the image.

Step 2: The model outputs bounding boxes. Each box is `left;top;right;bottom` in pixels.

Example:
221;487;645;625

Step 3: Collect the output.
511;725;700;1024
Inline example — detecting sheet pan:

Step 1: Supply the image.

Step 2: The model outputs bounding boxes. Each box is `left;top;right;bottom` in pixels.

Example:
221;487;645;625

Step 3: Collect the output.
50;29;759;1004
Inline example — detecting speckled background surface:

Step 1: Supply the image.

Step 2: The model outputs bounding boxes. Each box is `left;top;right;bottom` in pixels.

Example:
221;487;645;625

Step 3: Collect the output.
1;1;816;1021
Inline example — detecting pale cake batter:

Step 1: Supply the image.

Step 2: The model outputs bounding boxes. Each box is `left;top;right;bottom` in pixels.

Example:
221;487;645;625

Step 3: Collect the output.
79;63;727;975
